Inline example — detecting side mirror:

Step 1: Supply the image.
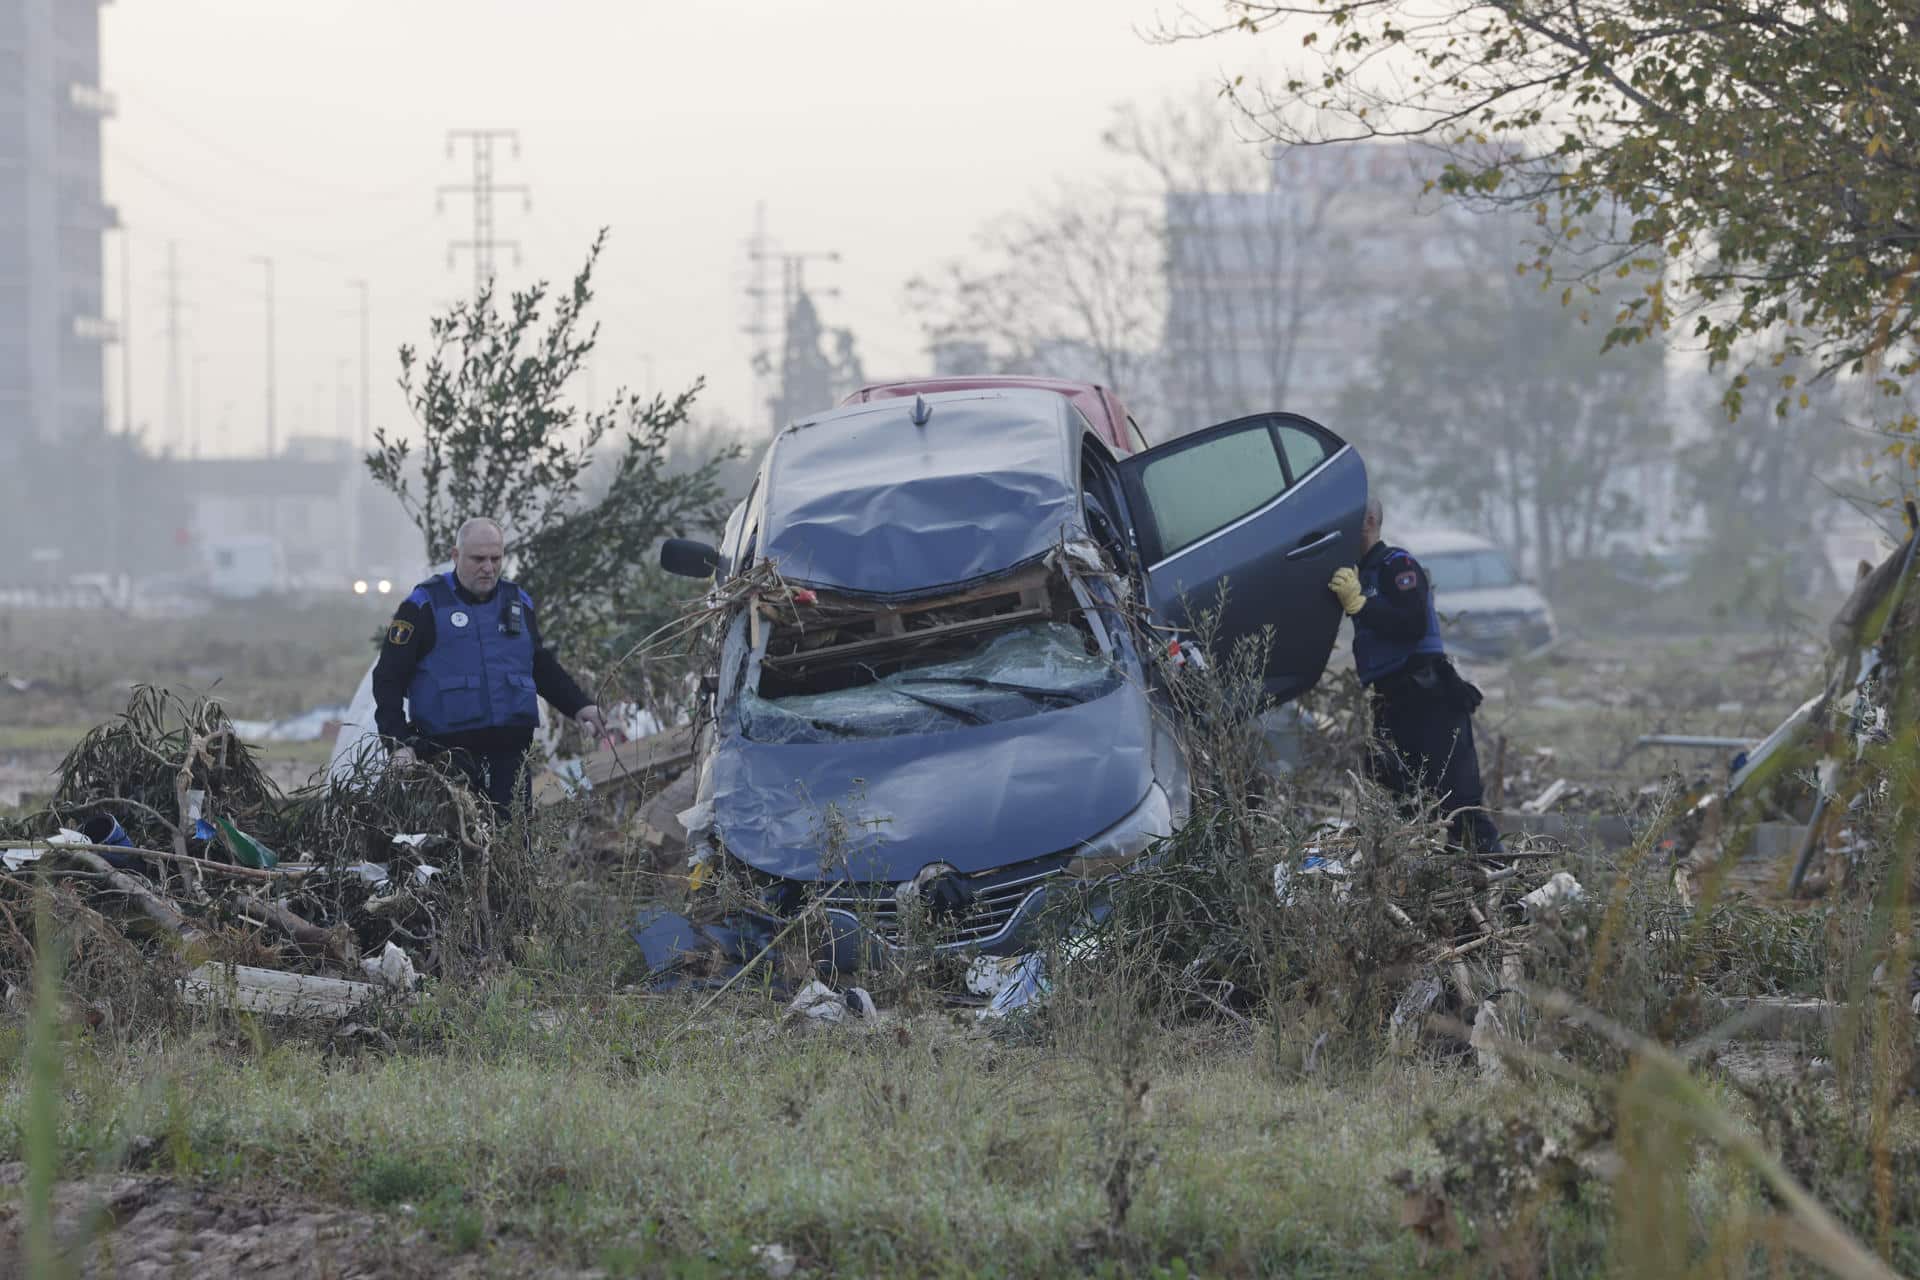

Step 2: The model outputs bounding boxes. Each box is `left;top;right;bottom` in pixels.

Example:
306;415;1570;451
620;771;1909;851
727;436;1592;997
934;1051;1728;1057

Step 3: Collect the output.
660;538;721;579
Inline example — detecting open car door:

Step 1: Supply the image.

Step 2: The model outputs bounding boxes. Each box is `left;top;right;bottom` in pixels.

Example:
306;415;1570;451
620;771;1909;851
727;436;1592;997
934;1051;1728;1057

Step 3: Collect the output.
1115;412;1367;702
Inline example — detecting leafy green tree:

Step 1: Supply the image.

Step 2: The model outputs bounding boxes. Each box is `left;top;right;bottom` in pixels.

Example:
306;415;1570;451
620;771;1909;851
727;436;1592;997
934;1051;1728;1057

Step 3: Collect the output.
1172;0;1920;425
1340;215;1667;585
367;231;736;662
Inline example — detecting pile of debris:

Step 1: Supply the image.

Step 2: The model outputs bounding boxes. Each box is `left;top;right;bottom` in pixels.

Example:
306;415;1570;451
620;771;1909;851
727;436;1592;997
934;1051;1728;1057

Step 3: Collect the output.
0;687;503;1020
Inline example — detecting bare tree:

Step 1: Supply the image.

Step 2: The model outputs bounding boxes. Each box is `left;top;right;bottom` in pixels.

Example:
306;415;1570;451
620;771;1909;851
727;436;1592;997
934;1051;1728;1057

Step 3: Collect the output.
904;175;1165;415
907;94;1369;434
1341;214;1669;585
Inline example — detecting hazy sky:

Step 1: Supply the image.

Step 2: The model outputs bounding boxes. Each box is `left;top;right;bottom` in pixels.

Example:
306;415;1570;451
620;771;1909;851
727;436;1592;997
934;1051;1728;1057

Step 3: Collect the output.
101;0;1281;457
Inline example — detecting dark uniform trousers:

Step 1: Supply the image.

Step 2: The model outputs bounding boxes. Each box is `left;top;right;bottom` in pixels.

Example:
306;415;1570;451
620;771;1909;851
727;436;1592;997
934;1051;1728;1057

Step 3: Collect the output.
1366;659;1502;854
420;737;536;826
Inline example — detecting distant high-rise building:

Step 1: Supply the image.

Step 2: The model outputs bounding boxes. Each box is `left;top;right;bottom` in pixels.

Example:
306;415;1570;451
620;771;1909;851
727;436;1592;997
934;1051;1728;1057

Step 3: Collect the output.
0;0;117;470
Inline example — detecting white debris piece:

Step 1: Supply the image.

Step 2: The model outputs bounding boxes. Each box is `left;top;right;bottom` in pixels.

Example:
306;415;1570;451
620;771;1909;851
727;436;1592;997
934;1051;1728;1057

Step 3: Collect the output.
1520;871;1585;915
751;1243;798;1279
1471;998;1510;1081
361;941;419;992
976;953;1049;1020
784;980;876;1026
1389;977;1445;1050
1273;855;1349;906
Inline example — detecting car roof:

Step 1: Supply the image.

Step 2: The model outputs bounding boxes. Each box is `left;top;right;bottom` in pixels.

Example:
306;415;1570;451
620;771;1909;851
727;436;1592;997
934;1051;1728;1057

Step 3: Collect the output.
759;389;1082;598
843;375;1124;444
1401;527;1502;555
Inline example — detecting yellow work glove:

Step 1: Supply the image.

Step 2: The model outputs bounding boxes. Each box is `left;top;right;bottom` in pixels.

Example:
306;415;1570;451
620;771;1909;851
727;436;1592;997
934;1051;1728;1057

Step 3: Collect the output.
1328;566;1365;616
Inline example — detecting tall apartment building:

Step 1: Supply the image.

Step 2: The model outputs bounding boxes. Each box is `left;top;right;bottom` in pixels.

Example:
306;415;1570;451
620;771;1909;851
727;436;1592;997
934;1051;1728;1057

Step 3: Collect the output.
0;0;116;475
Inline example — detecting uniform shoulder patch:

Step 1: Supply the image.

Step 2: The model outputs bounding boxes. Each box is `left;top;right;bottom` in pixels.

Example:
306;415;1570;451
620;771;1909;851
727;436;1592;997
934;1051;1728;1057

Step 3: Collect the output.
387;619;415;646
1393;569;1420;592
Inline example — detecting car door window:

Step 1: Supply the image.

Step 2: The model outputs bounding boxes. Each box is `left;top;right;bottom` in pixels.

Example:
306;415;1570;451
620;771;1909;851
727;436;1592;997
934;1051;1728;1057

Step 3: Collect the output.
1135;424;1288;559
1276;424;1329;483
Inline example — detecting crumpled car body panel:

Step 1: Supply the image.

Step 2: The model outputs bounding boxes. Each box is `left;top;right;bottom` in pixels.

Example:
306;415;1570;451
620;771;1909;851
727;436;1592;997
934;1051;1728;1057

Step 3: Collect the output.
710;681;1155;882
758;390;1081;597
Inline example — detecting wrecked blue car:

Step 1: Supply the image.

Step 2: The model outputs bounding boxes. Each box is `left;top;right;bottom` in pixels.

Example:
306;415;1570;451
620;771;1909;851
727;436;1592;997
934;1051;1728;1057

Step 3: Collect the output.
656;387;1367;972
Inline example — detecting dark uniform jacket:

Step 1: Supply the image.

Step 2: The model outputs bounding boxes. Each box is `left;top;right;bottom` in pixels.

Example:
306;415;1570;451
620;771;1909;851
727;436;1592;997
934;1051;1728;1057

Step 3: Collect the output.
372;573;590;753
1351;541;1447;686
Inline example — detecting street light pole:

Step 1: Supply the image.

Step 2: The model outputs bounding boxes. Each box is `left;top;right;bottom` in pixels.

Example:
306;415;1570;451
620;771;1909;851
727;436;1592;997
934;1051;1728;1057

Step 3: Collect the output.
251;256;276;457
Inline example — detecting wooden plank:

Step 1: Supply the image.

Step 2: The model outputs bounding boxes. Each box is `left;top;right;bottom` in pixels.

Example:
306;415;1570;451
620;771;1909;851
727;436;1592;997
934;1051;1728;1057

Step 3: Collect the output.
535;723;696;807
761;607;1049;670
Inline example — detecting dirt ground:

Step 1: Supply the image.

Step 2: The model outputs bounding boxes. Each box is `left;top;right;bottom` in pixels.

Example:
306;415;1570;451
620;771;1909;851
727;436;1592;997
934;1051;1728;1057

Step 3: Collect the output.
0;1163;599;1279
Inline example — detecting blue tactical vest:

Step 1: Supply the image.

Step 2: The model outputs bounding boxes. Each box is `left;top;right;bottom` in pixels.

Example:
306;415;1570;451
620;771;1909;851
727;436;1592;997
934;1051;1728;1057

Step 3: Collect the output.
404;573;541;736
1352;547;1446;685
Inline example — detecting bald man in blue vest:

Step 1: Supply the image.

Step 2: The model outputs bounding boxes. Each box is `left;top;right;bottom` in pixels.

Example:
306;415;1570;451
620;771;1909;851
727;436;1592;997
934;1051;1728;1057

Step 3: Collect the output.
373;517;607;824
1329;497;1503;854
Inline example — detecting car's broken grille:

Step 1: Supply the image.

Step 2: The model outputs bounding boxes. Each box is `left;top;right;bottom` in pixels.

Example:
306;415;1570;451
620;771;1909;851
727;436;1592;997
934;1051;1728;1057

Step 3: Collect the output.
815;855;1068;947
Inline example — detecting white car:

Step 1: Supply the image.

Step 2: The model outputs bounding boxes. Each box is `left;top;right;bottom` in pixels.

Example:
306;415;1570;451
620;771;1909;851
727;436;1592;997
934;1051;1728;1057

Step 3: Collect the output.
1403;528;1557;657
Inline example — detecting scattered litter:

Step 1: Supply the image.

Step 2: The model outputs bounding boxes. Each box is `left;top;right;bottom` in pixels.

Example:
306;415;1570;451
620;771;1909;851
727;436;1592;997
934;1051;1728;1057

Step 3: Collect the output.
785;980;877;1025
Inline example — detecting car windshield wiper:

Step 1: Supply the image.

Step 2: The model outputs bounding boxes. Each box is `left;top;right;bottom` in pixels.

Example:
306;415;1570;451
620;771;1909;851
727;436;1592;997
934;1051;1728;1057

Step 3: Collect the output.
901;675;1096;705
884;685;993;725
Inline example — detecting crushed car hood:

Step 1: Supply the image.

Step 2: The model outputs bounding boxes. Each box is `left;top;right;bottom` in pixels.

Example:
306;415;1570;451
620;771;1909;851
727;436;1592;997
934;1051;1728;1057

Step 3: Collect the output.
709;685;1154;882
758;391;1081;597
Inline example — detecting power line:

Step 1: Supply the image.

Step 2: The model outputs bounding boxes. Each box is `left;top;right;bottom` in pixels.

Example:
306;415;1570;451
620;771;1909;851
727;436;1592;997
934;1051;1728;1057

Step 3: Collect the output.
438;129;530;301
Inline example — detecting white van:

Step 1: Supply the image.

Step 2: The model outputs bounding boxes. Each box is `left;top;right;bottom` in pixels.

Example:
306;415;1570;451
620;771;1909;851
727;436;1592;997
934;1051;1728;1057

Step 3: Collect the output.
1404;528;1557;657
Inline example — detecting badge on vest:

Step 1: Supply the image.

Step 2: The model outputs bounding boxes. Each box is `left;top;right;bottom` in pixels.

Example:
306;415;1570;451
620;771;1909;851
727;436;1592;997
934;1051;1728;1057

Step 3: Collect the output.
450;611;470;628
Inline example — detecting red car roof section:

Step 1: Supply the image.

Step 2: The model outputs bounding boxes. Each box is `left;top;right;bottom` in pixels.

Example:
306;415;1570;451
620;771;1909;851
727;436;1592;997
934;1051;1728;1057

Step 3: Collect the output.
841;376;1133;452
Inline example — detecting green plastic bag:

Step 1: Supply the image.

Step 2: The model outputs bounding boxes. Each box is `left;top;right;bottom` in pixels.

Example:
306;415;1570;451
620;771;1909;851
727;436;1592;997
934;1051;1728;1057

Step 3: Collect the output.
214;816;279;870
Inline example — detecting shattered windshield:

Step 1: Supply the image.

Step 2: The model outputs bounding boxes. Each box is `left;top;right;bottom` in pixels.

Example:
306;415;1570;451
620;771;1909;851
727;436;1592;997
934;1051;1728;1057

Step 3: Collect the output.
739;622;1121;744
1423;550;1519;592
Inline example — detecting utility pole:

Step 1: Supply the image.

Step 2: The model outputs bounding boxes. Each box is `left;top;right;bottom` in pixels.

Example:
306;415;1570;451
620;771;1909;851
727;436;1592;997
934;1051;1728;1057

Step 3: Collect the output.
192;352;205;459
119;228;132;434
349;280;369;453
165;241;183;454
744;202;775;412
439;129;529;301
251;256;276;457
346;279;371;581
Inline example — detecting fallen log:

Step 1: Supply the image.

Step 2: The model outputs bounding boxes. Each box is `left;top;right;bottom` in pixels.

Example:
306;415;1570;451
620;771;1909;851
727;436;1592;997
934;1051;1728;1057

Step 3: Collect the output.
179;962;381;1019
234;893;358;969
42;849;205;946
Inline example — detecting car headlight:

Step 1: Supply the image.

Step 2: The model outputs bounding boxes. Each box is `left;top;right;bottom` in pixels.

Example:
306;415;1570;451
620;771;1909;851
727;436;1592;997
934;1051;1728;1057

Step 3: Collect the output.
352;579;369;595
1064;783;1172;881
377;579;393;594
